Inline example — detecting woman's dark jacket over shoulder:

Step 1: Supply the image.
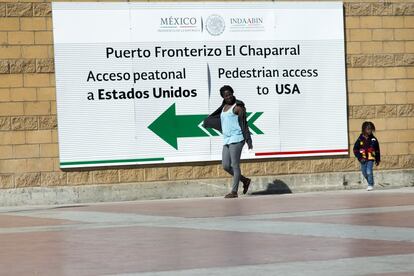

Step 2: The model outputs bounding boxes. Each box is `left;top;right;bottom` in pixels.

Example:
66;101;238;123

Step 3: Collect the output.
203;99;253;149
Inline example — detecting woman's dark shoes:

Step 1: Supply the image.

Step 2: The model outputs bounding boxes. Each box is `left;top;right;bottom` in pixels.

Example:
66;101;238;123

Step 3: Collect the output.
242;178;251;194
224;192;238;198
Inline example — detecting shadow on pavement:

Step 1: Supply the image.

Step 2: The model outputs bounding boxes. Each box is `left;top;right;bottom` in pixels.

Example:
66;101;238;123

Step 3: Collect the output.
251;179;292;195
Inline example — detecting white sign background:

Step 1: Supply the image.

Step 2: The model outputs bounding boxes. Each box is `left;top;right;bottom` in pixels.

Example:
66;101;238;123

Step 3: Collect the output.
52;2;348;168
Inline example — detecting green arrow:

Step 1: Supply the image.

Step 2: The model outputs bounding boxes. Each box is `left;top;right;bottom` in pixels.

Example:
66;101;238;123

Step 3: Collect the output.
148;103;208;150
148;103;264;150
246;112;264;134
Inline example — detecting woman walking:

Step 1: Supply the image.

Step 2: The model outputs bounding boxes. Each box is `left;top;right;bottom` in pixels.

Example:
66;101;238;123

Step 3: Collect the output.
204;85;253;198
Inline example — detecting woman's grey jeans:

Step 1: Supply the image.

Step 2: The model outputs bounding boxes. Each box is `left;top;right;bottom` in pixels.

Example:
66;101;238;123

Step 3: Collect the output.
222;141;246;193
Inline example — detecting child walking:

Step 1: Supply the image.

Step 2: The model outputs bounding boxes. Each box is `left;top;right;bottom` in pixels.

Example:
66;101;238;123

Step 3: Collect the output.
353;121;381;191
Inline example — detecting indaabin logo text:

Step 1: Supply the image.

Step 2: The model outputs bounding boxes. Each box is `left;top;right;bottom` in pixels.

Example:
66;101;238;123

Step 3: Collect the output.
229;17;265;32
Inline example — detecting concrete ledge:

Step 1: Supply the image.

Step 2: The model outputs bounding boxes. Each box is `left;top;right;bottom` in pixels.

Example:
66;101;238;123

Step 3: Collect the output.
0;169;413;206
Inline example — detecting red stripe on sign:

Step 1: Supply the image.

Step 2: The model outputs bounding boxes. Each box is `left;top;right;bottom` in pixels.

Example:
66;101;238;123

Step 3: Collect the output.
255;149;349;156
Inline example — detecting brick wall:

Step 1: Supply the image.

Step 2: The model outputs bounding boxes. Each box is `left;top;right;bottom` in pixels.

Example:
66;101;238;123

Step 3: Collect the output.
0;1;413;190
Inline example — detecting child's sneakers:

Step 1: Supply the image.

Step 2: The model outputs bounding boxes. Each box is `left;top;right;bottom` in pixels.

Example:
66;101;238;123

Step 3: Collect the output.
366;186;374;191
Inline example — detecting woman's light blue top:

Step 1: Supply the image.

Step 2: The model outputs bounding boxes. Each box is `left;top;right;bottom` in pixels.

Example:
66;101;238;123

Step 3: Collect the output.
220;103;244;145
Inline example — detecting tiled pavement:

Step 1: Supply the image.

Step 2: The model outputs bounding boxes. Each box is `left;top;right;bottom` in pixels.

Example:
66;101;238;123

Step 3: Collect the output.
0;188;413;275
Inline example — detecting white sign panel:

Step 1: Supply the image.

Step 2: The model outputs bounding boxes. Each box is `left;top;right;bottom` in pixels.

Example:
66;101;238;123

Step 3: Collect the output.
52;2;348;168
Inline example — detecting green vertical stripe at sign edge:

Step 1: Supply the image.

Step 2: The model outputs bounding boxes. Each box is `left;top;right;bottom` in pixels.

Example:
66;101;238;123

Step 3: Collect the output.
60;157;165;166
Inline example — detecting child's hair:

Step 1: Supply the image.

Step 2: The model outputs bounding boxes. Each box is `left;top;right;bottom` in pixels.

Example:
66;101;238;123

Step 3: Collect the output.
361;121;376;132
220;85;234;98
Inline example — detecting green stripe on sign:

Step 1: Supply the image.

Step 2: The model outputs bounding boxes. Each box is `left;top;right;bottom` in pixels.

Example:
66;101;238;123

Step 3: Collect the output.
60;157;165;166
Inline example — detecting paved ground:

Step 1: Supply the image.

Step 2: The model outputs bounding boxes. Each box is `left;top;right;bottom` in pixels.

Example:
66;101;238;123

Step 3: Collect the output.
0;188;413;275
